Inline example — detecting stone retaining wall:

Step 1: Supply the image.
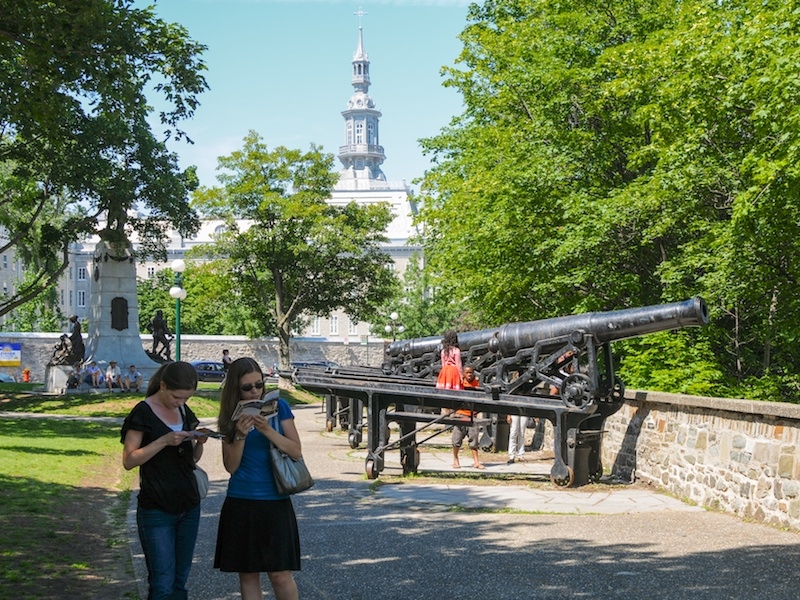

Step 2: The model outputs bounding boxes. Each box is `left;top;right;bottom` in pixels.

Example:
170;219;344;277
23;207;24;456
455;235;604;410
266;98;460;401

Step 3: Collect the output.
604;390;800;529
0;332;387;383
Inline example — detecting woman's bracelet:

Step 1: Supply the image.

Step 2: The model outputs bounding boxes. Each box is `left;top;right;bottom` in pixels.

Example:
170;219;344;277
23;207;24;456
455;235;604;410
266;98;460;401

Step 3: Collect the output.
234;434;247;441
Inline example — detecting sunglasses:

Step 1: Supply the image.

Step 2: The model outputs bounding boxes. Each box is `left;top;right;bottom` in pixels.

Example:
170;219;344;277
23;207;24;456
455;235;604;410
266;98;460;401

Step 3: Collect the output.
240;380;266;392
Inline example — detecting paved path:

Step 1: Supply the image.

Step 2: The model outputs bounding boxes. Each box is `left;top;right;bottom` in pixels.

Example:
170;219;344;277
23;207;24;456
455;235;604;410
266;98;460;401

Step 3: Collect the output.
128;403;800;599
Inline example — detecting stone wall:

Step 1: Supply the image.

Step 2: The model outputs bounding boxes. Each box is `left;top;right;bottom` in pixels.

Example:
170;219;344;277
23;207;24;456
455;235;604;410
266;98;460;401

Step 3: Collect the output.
604;390;800;529
0;332;388;383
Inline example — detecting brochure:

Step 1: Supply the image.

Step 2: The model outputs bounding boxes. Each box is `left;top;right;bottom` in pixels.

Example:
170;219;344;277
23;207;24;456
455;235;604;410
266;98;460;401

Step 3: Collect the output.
191;428;225;439
231;390;280;421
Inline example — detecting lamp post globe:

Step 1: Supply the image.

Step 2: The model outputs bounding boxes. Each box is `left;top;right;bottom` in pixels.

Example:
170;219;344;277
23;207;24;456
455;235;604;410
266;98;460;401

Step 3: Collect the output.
171;259;186;274
385;311;404;342
169;259;187;361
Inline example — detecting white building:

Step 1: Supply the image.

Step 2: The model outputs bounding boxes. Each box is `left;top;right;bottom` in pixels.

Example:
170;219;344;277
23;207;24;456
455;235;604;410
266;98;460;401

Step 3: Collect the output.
1;22;420;340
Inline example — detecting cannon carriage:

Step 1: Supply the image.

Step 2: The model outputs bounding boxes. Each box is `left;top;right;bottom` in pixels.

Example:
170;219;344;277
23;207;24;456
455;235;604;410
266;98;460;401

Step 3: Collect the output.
291;297;709;486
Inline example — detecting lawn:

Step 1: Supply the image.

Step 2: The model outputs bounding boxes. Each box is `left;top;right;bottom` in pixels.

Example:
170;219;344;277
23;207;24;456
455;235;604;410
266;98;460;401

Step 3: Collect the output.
0;382;318;599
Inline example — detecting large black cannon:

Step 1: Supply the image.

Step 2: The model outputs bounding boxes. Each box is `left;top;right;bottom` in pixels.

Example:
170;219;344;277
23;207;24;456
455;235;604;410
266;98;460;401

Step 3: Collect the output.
292;297;709;486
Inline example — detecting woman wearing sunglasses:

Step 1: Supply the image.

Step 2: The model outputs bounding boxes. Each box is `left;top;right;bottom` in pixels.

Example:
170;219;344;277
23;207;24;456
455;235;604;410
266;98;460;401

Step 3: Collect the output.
214;357;302;600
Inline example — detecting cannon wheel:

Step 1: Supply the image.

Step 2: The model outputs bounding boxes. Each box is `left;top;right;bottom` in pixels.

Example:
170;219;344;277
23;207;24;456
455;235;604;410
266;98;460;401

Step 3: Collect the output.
326;419;334;432
550;466;575;487
348;431;362;449
560;373;593;411
365;458;379;479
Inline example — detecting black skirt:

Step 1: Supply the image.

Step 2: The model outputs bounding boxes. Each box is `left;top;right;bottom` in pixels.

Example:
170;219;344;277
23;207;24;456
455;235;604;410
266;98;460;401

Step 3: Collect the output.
214;496;301;573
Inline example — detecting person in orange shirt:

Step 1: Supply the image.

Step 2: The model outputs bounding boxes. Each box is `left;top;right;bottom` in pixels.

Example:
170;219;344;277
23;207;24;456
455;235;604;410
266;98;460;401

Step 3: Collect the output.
450;366;484;469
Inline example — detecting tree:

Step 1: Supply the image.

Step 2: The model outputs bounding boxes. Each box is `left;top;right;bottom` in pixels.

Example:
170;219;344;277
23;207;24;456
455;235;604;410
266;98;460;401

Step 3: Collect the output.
137;262;256;336
2;274;63;333
418;0;800;400
0;0;207;318
192;131;399;381
373;253;471;340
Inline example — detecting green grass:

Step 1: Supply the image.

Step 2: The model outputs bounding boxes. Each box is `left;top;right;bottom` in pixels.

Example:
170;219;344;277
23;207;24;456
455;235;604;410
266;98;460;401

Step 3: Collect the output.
0;382;319;598
0;417;138;598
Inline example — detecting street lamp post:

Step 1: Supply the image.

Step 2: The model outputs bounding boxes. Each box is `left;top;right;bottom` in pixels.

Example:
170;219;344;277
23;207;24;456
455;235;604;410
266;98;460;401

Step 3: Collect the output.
169;259;187;361
384;311;405;342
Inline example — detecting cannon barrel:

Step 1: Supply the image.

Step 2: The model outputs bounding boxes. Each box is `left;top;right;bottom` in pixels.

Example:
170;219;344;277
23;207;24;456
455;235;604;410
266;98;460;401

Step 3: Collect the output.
387;297;708;358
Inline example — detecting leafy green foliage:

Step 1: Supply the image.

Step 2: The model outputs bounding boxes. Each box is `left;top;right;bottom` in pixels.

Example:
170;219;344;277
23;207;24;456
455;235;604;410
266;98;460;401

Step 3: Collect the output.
373;253;473;339
418;0;800;400
192;131;399;368
0;1;207;318
3;273;63;332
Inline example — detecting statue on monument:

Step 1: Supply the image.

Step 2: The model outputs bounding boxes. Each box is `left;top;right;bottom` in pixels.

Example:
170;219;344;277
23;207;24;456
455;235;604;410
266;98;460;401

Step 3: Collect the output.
48;315;86;366
49;334;73;366
68;315;85;362
146;309;173;362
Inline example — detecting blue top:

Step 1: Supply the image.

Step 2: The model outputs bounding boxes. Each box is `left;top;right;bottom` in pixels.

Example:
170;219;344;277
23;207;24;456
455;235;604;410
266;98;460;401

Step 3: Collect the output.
227;398;294;500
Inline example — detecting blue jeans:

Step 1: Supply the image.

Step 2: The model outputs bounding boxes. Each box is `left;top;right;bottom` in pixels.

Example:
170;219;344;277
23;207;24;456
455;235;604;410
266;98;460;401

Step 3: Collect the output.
137;504;201;600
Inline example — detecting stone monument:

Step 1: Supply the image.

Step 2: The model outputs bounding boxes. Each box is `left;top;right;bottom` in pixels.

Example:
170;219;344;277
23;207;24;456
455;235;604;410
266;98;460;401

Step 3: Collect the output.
46;238;160;392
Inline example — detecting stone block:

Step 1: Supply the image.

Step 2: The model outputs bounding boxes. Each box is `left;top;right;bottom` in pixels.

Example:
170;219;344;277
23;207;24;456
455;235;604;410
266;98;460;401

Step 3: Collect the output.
781;479;800;499
778;454;795;479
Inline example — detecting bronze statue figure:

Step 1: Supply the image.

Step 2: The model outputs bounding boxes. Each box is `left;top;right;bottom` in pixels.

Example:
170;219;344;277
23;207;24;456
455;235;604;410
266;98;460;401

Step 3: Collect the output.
147;309;172;361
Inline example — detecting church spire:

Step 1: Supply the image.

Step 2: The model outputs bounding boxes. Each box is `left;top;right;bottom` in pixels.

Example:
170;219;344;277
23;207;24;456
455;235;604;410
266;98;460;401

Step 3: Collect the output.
336;10;387;190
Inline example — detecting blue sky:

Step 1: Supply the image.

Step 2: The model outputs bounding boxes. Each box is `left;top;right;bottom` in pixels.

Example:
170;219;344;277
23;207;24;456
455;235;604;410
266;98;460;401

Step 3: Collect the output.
141;0;471;190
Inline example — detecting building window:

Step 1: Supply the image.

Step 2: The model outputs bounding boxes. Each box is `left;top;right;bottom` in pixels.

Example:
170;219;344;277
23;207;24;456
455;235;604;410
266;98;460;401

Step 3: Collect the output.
348;319;359;335
214;225;226;236
346;122;352;144
356;122;363;144
310;317;321;336
77;290;86;307
69;290;73;306
329;315;339;336
147;267;155;279
368;122;375;144
77;267;87;281
2;255;6;269
60;289;64;305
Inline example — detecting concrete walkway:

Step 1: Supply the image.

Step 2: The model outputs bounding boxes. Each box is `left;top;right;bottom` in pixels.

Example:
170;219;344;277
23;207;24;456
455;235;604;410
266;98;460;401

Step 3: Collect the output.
128;402;800;599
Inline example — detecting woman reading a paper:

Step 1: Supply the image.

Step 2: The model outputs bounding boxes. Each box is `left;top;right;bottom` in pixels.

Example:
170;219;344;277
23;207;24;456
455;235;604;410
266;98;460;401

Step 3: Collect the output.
214;357;302;600
121;361;206;600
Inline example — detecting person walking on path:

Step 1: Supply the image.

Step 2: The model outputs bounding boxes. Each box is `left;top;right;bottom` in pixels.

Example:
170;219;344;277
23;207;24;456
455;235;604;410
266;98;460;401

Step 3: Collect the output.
450;366;484;469
436;330;463;390
121;361;206;600
214;357;302;600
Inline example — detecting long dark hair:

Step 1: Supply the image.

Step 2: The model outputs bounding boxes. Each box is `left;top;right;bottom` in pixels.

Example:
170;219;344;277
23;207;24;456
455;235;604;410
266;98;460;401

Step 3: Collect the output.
442;330;459;355
218;357;264;442
145;361;197;397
